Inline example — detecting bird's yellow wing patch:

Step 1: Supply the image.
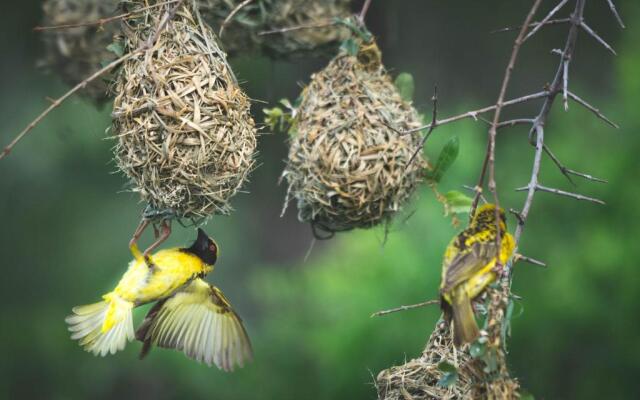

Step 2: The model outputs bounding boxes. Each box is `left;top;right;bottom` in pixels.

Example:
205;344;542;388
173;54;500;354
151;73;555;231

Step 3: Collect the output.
136;278;252;371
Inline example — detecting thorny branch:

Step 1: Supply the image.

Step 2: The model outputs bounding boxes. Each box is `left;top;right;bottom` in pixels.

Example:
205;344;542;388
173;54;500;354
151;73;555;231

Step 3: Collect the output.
0;0;186;161
377;0;621;397
469;0;543;233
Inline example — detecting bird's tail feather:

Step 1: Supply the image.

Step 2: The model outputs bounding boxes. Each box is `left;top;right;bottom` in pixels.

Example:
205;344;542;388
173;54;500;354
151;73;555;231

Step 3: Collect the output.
451;288;480;346
66;294;134;356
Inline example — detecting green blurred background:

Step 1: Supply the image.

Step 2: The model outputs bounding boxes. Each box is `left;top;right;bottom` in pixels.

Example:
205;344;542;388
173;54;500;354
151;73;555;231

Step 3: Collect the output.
1;1;638;399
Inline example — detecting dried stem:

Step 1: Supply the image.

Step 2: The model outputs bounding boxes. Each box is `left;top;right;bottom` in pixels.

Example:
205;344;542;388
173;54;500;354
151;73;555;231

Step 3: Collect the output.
259;20;337;36
33;0;180;31
0;0;185;161
371;300;439;318
523;0;569;42
606;0;625;28
406;86;438;168
219;0;254;37
359;0;374;24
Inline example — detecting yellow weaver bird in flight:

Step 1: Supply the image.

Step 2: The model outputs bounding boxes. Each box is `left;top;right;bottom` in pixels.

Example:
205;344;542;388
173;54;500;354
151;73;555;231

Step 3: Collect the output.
66;229;252;371
440;204;515;346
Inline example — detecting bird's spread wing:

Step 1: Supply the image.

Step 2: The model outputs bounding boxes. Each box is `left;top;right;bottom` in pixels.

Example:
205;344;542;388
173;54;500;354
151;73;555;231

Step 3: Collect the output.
441;241;498;294
136;278;253;372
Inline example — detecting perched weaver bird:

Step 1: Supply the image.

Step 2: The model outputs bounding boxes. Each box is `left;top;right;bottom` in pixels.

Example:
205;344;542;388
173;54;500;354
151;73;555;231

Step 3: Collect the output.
440;204;515;346
66;229;252;371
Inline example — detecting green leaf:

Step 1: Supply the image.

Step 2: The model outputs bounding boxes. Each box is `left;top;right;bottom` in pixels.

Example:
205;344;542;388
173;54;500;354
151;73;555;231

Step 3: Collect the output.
501;298;516;348
444;191;473;215
106;42;124;58
425;136;460;183
340;38;359;56
394;72;415;102
469;342;487;359
436;363;459;388
437;372;459;388
263;107;285;131
437;361;457;374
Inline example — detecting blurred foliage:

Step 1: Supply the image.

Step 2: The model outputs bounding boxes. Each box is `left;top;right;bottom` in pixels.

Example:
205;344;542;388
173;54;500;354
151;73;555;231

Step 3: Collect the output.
0;1;639;400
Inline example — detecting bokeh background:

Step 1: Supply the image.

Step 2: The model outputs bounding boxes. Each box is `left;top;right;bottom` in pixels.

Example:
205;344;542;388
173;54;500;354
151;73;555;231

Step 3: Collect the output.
1;1;639;399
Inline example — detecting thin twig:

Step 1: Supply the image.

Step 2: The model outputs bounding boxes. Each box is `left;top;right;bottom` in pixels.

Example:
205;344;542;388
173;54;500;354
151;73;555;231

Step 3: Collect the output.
513;0;587;247
516;184;605;205
514;253;548;268
33;0;179;31
399;91;549;136
492;18;570;34
523;0;569;42
567;90;619;128
580;22;617;55
259;20;337;36
606;0;625;28
359;0;374;24
470;0;543;221
1;0;185;161
219;0;254;38
371;299;439;318
543;144;576;186
0;52;135;160
406;86;438;168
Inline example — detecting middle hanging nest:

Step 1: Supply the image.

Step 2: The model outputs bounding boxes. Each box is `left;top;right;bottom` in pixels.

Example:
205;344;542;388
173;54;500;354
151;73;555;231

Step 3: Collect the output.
282;40;428;235
113;1;257;221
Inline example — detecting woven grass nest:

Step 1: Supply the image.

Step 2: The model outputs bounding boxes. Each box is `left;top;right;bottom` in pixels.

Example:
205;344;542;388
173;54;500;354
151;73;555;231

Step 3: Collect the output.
40;0;120;102
261;0;352;57
282;40;427;235
200;0;352;57
112;1;257;220
376;322;519;400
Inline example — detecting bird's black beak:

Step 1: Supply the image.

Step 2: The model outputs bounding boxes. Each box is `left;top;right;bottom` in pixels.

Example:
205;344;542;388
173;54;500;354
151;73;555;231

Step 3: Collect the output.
196;228;208;245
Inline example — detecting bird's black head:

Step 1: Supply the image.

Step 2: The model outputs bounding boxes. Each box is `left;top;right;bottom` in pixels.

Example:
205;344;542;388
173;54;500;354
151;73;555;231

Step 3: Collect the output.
183;228;218;265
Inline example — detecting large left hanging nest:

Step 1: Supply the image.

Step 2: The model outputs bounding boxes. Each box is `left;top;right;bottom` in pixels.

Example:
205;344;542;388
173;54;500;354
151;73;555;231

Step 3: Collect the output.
40;0;120;103
112;0;257;221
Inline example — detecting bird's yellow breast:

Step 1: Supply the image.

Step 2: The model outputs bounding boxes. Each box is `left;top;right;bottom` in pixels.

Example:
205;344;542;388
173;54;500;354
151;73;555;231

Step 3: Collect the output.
110;248;213;305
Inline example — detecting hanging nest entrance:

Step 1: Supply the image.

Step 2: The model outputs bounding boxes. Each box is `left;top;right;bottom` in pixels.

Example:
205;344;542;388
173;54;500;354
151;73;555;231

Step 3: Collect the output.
112;0;257;221
282;40;427;236
40;0;120;103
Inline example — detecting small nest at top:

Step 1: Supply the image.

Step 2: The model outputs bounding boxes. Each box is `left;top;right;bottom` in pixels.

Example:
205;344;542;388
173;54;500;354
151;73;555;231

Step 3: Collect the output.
40;0;120;103
282;40;427;235
261;0;352;57
198;0;264;55
200;0;352;57
112;1;257;220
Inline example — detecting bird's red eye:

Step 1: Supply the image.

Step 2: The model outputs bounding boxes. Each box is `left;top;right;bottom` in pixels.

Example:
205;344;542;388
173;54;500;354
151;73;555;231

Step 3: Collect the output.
209;244;216;252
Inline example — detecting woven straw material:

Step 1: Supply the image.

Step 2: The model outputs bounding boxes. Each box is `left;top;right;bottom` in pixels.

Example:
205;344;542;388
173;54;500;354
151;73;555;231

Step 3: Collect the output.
377;322;478;400
283;41;427;234
40;0;119;102
112;1;257;220
377;311;520;399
